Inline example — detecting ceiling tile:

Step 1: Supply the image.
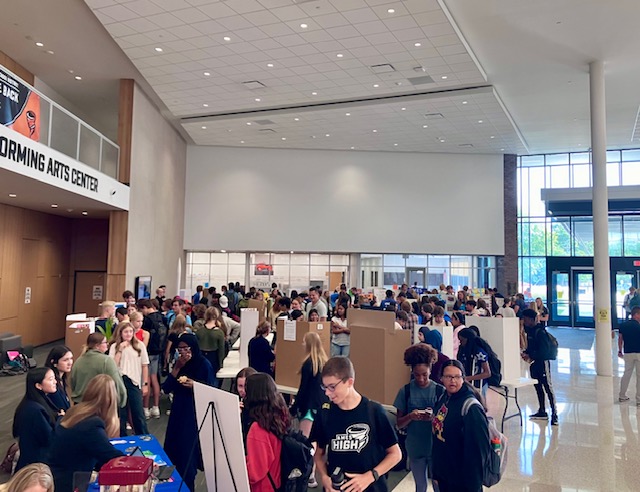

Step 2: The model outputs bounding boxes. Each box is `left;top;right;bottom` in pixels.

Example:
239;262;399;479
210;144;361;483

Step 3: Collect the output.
146;12;184;28
167;24;203;39
197;2;238;18
260;23;296;37
225;0;264;14
105;22;138;36
191;19;228;35
243;10;281;26
125;0;165;16
235;27;271;41
150;0;192;11
169;7;205;23
273;34;307;47
270;5;308;22
313;12;350;29
342;8;378;24
217;15;255;30
97;5;139;21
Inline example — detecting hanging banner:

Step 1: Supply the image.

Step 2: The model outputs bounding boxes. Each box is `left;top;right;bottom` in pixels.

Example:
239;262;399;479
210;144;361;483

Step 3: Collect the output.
0;66;40;141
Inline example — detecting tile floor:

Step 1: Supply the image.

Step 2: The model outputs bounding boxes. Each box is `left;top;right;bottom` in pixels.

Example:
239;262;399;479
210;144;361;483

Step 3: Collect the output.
394;327;638;492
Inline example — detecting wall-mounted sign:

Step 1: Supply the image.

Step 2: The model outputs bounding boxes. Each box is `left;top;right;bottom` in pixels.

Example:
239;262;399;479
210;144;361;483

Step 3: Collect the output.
24;286;31;304
0;66;40;141
92;285;103;301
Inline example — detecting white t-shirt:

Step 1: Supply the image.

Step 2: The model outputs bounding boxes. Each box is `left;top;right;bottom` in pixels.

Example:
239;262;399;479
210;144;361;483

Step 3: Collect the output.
331;317;350;346
306;299;328;319
109;342;149;388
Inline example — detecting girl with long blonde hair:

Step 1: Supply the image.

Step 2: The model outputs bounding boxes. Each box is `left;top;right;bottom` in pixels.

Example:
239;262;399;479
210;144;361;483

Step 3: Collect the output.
108;321;149;436
291;332;328;488
48;375;123;492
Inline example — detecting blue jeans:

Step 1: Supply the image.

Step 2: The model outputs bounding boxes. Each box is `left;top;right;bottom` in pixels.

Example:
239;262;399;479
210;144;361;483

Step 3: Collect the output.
120;376;148;436
409;457;437;492
331;343;350;357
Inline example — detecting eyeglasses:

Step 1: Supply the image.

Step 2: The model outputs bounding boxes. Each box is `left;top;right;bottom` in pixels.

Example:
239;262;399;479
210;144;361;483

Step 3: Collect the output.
441;375;464;381
321;378;347;392
176;346;191;352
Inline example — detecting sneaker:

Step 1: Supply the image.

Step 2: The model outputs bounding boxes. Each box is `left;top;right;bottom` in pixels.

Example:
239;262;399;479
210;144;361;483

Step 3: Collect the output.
166;409;171;416
150;406;160;419
619;396;630;402
308;477;318;488
551;414;558;426
144;408;150;420
126;423;132;430
530;411;549;420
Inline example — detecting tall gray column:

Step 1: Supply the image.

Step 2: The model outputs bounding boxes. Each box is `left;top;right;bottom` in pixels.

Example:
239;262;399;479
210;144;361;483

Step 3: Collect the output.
590;60;612;377
498;154;518;296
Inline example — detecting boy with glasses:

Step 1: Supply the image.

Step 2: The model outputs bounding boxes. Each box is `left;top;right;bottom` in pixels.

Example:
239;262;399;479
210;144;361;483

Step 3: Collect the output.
311;357;401;492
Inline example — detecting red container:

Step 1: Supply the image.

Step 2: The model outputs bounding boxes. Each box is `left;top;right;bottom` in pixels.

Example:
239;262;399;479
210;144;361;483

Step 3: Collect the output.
98;456;154;491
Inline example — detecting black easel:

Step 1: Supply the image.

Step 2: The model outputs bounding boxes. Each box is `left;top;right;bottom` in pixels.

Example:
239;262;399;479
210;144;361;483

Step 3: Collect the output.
178;400;240;492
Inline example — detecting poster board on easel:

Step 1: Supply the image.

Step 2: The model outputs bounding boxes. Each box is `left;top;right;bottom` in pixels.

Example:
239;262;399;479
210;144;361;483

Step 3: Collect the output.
194;382;250;492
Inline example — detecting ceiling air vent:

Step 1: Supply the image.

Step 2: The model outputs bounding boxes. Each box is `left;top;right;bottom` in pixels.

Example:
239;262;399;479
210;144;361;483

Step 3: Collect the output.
243;81;266;90
370;64;395;74
254;119;275;125
458;144;474;148
408;75;434;86
423;113;444;120
258;128;277;133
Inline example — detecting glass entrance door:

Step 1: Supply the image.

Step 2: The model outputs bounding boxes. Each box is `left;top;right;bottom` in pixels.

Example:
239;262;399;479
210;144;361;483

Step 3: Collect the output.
572;269;594;328
406;268;425;289
551;271;570;325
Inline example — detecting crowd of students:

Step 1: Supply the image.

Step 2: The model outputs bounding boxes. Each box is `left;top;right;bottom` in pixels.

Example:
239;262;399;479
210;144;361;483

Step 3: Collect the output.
6;281;557;492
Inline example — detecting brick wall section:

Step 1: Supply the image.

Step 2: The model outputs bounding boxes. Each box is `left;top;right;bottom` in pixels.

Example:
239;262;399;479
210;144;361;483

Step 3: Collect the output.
498;154;518;296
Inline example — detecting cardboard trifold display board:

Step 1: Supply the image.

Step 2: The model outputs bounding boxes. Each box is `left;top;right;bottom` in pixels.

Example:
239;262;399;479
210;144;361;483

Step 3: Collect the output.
348;310;411;406
64;314;94;359
247;299;267;323
275;319;330;388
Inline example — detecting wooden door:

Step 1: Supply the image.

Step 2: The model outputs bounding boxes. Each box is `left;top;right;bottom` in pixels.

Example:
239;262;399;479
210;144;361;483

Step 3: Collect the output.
74;271;106;316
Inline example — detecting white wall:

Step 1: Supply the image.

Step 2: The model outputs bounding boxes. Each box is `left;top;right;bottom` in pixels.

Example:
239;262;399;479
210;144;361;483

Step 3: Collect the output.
127;84;186;297
186;146;504;255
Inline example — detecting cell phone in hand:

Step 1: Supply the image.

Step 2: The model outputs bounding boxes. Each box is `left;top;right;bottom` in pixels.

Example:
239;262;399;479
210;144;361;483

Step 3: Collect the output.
156;465;175;481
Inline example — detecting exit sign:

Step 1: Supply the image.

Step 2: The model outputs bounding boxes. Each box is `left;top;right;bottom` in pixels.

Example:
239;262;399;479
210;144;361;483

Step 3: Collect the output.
634;261;640;266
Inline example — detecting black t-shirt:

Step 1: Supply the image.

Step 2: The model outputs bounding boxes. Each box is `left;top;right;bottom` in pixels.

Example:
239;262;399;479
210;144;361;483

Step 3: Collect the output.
620;319;640;353
311;396;397;492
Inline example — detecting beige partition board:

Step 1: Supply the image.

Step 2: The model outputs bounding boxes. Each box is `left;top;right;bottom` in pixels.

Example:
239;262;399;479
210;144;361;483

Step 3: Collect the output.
275;320;330;388
247;299;267;323
349;310;411;406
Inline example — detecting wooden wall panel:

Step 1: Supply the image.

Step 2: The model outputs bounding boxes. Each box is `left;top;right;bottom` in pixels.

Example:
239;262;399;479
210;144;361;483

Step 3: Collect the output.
0;206;24;320
106;211;128;301
118;79;134;184
0;51;35;86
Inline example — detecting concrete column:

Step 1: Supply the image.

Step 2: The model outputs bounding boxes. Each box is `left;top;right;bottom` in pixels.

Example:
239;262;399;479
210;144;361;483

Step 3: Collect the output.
499;154;519;296
590;60;612;377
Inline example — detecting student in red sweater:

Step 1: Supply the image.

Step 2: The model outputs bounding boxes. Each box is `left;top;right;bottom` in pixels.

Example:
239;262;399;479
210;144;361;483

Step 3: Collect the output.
244;373;291;492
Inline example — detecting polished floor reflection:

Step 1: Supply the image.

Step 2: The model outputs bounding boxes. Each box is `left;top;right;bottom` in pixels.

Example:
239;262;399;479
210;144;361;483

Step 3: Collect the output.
395;328;639;492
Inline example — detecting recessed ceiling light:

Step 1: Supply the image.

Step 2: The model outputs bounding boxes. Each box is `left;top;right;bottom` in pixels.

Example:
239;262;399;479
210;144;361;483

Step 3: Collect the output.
441;75;448;79
281;137;286;141
414;42;421;47
440;139;446;142
221;250;227;253
387;8;395;13
46;50;54;55
74;76;82;81
394;143;398;146
255;98;261;102
401;107;406;111
35;42;44;47
325;134;330;137
223;36;231;41
422;124;428;128
373;84;379;88
81;211;88;216
155;47;163;52
246;122;252;125
267;63;274;68
490;135;495;139
300;23;308;29
68;69;74;74
351;146;355;149
500;148;505;151
462;101;468;104
372;130;377;133
311;92;317;95
395;81;402;86
290;251;295;254
203;72;210;76
240;141;245;144
478;120;483;123
336;53;343;58
201;126;207;130
345;113;350;116
203;103;209;107
8;194;16;198
51;204;58;208
311;135;316;138
294;117;299;121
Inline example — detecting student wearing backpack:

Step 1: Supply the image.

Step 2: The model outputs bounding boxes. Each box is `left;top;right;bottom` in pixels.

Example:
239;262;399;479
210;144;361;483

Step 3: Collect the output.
432;360;490;492
244;373;290;492
521;309;558;425
311;357;401;492
456;328;494;398
137;299;167;419
394;345;445;492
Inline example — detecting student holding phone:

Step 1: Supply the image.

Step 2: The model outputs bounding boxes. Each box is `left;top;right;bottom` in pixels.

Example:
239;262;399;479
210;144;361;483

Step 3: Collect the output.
394;345;445;492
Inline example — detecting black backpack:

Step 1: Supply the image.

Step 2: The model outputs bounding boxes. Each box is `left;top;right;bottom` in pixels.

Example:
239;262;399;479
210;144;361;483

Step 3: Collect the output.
267;430;313;492
486;354;502;387
146;312;168;355
537;329;558;361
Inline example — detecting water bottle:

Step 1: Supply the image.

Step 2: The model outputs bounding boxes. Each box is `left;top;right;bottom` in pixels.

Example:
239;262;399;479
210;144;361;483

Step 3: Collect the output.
331;467;346;490
491;437;501;456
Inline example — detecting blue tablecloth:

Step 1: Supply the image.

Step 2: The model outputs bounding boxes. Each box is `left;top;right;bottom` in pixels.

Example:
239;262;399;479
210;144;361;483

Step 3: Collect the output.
90;435;186;491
